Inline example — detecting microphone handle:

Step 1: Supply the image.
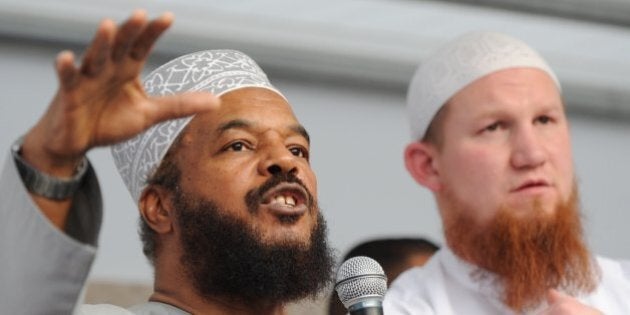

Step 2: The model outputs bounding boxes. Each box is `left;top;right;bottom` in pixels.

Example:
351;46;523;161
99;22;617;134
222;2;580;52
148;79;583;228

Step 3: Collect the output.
349;306;383;315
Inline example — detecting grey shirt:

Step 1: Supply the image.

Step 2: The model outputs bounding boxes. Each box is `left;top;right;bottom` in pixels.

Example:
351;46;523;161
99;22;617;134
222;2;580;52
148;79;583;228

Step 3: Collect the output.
0;151;188;314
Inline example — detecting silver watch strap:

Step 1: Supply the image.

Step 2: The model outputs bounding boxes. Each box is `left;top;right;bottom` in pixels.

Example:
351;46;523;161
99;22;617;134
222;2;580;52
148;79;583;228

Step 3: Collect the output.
11;136;88;200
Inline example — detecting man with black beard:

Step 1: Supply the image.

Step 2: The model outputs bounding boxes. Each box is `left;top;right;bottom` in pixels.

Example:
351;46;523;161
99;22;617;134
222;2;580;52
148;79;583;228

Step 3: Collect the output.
383;32;630;314
0;10;334;314
163;169;331;304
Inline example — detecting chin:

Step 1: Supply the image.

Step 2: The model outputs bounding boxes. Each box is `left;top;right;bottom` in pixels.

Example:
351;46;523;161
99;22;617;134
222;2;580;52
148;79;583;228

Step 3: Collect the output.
511;193;557;210
259;225;313;247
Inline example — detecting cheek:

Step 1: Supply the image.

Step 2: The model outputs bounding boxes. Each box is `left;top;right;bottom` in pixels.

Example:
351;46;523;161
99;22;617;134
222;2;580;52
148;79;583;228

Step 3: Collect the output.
300;167;318;199
550;140;574;195
440;146;507;218
213;163;258;193
444;146;503;187
182;160;253;202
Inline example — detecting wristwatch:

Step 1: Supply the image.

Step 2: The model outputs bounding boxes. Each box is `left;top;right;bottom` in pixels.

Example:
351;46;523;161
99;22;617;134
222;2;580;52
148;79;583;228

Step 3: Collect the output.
11;136;88;200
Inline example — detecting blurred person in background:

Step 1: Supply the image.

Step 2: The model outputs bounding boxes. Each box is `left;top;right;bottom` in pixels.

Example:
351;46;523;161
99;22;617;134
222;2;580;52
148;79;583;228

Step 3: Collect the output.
328;237;438;315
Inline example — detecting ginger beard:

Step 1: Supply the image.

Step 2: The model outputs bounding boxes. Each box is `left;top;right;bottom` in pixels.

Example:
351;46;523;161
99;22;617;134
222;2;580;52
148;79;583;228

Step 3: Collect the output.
442;183;599;311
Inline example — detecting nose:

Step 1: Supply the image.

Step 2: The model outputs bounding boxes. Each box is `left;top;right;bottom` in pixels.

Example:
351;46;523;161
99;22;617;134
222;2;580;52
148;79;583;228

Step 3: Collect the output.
258;144;298;176
510;126;547;170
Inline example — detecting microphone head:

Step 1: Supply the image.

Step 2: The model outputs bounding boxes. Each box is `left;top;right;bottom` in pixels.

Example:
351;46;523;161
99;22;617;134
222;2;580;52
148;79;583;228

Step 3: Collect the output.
334;256;387;309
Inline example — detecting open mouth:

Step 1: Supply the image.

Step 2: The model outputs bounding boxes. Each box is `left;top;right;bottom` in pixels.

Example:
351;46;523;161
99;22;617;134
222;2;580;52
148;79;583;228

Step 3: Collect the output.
260;182;310;217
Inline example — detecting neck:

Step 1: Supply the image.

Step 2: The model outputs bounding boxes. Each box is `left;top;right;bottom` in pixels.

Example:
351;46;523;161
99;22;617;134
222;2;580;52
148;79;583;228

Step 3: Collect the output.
149;291;287;315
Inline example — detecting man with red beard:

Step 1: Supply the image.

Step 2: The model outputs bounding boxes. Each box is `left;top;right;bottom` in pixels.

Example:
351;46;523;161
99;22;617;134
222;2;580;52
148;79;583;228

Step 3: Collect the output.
0;11;334;314
383;32;630;314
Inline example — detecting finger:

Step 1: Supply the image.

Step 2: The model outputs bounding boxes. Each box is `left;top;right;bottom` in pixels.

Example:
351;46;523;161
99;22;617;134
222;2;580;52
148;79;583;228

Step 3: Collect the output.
111;10;148;62
145;92;221;125
55;51;79;91
80;19;115;77
129;12;174;61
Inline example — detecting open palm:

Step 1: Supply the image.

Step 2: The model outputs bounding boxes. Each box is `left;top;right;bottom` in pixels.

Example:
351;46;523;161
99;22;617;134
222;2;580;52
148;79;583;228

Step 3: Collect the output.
25;10;218;167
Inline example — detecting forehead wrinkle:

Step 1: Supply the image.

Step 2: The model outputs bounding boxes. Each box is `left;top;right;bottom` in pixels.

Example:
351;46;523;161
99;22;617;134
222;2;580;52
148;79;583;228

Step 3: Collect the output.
215;118;310;144
215;119;253;136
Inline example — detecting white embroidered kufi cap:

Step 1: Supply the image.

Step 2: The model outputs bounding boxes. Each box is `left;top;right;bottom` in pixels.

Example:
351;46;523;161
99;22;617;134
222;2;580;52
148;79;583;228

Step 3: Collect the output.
407;31;560;140
111;49;283;203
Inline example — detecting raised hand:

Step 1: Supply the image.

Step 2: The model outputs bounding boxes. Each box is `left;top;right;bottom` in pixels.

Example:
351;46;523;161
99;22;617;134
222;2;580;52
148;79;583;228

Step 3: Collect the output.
22;10;219;177
18;10;219;227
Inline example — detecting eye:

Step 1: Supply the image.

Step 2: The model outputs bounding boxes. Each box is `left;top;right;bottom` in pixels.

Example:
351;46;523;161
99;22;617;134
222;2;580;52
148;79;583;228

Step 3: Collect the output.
535;115;552;124
483;121;502;133
224;141;251;152
289;146;309;160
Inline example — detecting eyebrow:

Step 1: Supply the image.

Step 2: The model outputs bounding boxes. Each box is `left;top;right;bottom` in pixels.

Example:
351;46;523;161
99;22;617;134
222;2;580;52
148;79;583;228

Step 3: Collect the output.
216;119;310;144
292;125;310;144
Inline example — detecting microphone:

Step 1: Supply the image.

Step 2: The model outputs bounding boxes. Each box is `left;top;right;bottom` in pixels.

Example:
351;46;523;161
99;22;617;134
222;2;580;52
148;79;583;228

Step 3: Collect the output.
334;256;388;315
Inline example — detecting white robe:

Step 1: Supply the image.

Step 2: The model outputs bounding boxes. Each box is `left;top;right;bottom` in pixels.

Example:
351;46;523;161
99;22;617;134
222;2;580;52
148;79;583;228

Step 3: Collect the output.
384;246;630;314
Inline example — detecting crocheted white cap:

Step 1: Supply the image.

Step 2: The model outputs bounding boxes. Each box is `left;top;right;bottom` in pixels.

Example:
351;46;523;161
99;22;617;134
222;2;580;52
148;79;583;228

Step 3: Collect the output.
407;31;560;140
111;50;284;203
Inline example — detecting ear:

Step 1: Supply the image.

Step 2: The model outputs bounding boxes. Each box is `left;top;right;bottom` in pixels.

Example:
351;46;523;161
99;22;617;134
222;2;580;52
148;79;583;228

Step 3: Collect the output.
139;185;175;235
404;141;442;192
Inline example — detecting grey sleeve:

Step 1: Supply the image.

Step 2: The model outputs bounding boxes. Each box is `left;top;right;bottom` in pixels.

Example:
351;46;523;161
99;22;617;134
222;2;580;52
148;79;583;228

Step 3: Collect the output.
0;151;103;314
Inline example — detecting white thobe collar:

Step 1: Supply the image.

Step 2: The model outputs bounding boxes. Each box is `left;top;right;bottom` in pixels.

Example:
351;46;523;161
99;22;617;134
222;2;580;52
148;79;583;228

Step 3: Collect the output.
440;246;549;314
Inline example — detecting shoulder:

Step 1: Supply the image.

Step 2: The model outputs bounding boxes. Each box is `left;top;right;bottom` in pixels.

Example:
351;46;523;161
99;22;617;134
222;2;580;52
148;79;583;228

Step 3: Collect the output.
583;256;630;312
596;255;630;279
383;256;443;315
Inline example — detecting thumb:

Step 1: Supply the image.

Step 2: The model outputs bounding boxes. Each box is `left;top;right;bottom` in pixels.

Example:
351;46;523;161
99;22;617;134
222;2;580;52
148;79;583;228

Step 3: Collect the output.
546;288;567;304
148;91;221;123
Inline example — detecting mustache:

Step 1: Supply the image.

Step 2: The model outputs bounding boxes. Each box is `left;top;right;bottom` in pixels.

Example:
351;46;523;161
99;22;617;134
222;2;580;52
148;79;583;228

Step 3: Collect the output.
245;173;314;213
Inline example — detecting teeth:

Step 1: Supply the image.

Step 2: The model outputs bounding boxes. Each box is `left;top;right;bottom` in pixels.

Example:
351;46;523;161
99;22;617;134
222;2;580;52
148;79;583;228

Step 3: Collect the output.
274;195;286;204
272;195;297;206
286;196;296;206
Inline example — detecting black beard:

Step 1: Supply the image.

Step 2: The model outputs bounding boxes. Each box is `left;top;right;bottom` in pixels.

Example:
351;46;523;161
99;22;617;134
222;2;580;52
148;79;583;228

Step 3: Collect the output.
174;175;335;304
